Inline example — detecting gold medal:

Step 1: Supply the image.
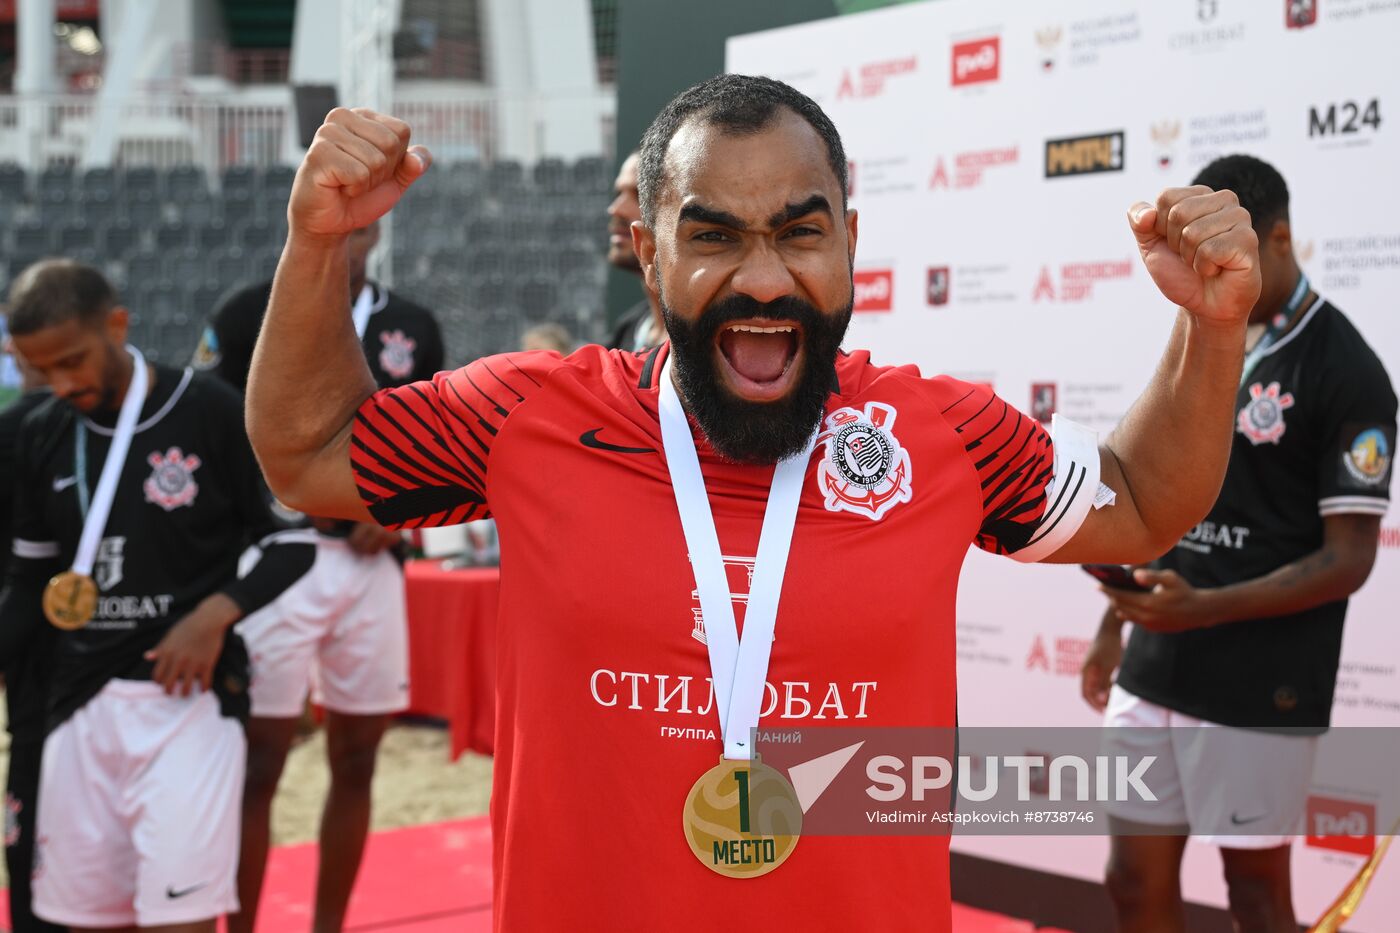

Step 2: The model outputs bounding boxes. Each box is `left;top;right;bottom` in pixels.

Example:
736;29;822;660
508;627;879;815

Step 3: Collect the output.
682;756;802;878
43;570;99;630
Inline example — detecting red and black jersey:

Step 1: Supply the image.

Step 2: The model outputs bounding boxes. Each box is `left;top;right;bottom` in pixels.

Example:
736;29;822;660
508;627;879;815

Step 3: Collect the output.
351;344;1084;932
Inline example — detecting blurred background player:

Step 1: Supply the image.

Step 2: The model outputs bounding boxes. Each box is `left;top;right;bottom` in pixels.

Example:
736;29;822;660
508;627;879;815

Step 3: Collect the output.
520;322;574;355
192;218;443;393
0;259;313;932
1082;155;1396;933
604;151;665;351
194;218;445;933
0;340;62;933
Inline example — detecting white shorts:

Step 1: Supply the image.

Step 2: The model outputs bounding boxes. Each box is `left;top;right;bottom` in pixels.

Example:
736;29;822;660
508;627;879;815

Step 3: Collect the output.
1102;684;1317;849
238;538;409;718
33;680;245;927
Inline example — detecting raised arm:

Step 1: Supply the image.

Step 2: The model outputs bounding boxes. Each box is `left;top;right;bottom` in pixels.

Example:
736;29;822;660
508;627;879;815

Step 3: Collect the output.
1049;186;1260;564
246;107;430;520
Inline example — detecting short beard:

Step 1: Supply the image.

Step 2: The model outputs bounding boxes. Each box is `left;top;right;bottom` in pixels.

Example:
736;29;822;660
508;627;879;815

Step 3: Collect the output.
663;292;852;464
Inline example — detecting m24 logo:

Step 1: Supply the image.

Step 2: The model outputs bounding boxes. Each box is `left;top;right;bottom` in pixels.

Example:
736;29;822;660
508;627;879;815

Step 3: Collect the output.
1308;99;1381;137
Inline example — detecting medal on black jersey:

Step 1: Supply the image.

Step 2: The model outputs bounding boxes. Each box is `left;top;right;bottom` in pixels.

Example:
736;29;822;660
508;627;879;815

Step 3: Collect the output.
43;347;148;630
1240;274;1312;388
659;357;808;879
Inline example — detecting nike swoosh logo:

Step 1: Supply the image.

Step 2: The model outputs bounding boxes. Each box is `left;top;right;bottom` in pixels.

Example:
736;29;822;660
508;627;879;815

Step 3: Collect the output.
53;475;78;492
579;429;654;455
166;881;210;899
1230;812;1268;826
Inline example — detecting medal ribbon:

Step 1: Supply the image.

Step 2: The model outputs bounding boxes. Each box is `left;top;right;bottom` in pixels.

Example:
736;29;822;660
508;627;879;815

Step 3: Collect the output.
70;345;148;577
659;356;816;761
1240;274;1312;388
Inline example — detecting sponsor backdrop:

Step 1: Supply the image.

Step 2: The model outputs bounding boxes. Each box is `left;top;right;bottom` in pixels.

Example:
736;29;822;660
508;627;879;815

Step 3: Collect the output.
729;0;1399;925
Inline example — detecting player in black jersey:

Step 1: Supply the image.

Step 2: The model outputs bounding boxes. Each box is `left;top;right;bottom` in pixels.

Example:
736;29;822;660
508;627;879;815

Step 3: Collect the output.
0;260;314;932
193;219;442;933
1081;156;1396;932
0;343;63;933
192;218;443;393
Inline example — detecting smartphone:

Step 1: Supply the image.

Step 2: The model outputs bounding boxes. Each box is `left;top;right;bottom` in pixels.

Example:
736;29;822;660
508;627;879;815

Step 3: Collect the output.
1081;564;1151;593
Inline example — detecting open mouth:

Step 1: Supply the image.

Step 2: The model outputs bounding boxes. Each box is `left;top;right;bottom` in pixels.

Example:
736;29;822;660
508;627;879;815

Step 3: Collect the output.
714;320;803;401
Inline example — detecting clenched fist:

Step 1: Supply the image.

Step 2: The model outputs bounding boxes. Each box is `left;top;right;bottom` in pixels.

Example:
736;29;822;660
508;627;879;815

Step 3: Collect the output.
288;107;432;238
1129;185;1260;327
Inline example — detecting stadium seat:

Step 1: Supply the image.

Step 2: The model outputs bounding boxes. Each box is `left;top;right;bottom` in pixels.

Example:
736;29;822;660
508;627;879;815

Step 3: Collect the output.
59;223;99;253
82;167;119;201
38;163;75;200
488;160;526;191
97;218;140;257
533;157;571;193
121;165;161;200
261;164;296;200
166;164;210;201
165;246;206;283
515;277;558;318
233;218;276;252
0;162;27;200
221;192;262;229
188;222;224;253
120;191;163;228
155;220;194;251
209;246;254;287
123;249;164;286
571;155;609;190
472;274;510;309
14;221;54;256
221;164;260;197
249;245;281;279
184;280;226;320
177;194;217;227
448;160;486;191
464;245;506;278
38;194;74;226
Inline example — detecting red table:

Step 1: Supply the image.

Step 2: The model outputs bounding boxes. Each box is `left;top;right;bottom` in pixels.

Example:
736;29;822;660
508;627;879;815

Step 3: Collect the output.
402;561;499;759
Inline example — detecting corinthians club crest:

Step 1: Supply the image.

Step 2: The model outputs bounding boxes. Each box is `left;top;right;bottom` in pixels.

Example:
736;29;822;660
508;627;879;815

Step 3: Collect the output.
816;401;913;521
1237;382;1295;445
379;329;417;380
144;447;202;511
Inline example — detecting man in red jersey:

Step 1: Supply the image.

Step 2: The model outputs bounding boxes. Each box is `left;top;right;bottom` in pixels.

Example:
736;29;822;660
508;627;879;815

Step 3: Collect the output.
245;76;1259;930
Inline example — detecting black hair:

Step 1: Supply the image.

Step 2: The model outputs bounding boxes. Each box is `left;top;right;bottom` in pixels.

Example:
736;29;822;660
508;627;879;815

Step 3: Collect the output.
5;259;118;336
637;74;848;225
1192;154;1290;232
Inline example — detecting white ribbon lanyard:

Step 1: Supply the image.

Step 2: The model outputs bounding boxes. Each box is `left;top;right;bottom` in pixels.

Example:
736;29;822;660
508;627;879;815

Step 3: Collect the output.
658;357;816;761
72;345;148;577
351;284;374;339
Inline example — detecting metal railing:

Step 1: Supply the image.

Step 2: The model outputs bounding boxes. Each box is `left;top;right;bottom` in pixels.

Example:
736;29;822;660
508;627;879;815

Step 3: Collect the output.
0;90;613;177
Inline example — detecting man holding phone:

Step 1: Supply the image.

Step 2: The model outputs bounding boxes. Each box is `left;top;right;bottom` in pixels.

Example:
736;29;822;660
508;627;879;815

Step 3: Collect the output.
1082;155;1395;933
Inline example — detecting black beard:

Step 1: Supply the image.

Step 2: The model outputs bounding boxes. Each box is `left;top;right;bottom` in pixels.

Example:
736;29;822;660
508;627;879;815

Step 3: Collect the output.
663;293;852;464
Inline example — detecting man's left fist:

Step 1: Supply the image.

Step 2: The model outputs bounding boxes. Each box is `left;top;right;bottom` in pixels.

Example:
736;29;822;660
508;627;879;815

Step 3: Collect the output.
1128;185;1261;327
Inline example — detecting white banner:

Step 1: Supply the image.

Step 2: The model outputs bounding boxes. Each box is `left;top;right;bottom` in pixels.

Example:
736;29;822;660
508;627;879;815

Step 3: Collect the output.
729;0;1399;926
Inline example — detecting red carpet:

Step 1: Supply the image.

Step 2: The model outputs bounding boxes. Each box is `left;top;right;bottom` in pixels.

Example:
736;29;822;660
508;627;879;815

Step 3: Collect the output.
2;817;1065;931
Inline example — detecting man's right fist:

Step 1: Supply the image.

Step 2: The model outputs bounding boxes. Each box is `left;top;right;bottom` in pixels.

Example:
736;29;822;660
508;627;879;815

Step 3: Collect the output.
288;107;431;238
